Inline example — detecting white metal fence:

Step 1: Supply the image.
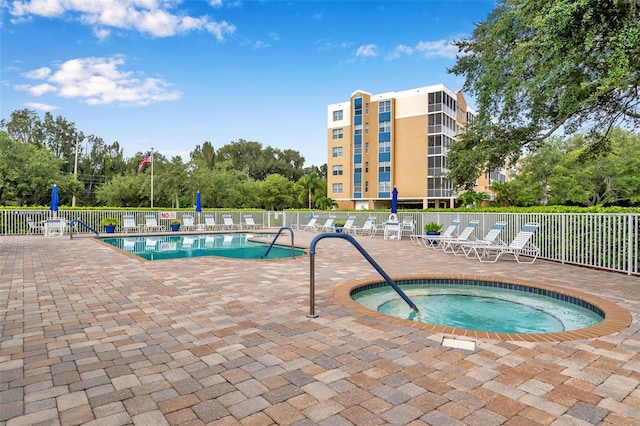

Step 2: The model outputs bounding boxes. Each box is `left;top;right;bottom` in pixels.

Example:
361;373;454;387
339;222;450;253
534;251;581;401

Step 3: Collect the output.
2;209;638;276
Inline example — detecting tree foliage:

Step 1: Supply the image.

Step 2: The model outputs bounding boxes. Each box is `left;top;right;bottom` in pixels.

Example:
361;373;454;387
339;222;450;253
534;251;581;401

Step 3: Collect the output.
448;0;640;189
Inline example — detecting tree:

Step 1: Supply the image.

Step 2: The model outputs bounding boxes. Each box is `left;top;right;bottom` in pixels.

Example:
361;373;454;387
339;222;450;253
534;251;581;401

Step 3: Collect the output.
315;196;337;210
259;174;295;210
295;173;322;209
457;190;490;208
448;0;640;189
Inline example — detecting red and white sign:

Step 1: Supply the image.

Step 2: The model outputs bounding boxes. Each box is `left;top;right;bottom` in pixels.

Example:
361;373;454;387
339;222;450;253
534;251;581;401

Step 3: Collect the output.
160;211;176;220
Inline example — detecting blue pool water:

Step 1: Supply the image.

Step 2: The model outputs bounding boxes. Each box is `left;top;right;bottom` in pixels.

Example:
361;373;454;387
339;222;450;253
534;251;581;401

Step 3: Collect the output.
101;233;305;260
352;282;603;334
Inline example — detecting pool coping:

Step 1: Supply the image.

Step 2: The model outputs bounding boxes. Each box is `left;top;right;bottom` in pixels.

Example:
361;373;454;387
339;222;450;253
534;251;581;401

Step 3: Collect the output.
333;273;632;342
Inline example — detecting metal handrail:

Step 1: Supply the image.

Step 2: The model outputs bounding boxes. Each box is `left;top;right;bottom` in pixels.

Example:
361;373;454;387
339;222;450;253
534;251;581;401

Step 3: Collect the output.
307;232;419;318
263;227;295;259
69;219;99;239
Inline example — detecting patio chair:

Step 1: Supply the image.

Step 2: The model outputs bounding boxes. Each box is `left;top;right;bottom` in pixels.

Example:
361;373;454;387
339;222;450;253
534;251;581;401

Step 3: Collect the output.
122;215;142;233
401;216;415;236
181;214;196;231
439;220;480;254
316;215;337;232
44;218;65;237
297;215;319;231
26;218;44;235
410;219;460;248
144;215;165;232
242;214;261;229
352;216;377;236
466;222;540;263
221;214;238;230
460;221;508;258
384;219;401;241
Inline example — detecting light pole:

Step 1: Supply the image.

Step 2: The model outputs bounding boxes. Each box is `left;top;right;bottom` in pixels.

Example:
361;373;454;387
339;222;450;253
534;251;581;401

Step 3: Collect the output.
150;148;154;208
72;133;79;207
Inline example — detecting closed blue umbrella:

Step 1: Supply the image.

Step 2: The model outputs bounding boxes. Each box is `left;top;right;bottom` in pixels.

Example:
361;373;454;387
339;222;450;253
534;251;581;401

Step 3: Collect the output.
50;184;59;214
195;191;202;213
391;186;398;214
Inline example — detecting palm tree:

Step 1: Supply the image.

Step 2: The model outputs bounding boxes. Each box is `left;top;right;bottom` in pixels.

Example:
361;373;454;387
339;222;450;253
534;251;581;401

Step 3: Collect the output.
315;196;337;210
295;172;322;209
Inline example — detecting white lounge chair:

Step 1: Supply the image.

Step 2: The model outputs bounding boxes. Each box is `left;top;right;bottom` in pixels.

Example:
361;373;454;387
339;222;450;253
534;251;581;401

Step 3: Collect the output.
466;222;540;263
401;216;415;236
439;220;480;253
317;215;337;232
181;215;196;230
384;219;401;241
122;215;142;233
411;219;460;248
144;215;165;232
201;214;217;230
353;217;378;236
298;215;319;231
341;216;358;234
460;221;508;258
222;214;237;230
242;214;261;229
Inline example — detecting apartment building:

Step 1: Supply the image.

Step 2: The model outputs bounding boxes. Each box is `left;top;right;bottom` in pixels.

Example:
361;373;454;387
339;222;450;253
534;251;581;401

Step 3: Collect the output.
326;84;506;210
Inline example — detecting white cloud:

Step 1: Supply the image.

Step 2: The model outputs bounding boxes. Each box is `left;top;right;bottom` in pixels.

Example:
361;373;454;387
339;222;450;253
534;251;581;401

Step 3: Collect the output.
24;66;51;79
24;101;58;111
355;44;378;58
7;0;236;39
252;40;269;49
17;56;182;106
415;39;459;59
385;44;413;61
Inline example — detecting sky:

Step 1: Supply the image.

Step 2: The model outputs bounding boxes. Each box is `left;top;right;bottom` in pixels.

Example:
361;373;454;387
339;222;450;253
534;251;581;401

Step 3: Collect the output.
1;0;496;167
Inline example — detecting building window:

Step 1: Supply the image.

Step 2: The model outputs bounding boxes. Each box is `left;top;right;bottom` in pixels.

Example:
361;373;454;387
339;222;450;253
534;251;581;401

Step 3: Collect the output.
332;146;343;158
354;162;362;173
333;110;343;121
365;123;369;134
365;103;369;114
354;143;362;154
354;124;362;135
365;162;369;173
365;181;369;192
379;180;391;193
379;160;391;172
379;100;391;113
379;140;391;153
332;128;343;139
354;182;362;192
365;142;369;153
332;165;343;176
379;120;391;133
333;183;343;194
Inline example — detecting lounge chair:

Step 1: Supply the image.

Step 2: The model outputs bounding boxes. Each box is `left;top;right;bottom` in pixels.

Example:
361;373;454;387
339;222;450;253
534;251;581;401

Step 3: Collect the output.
317;215;337;232
44;218;65;236
242;214;261;229
181;215;196;230
144;215;165;232
466;222;540;263
122;215;142;233
298;215;319;231
410;219;460;248
27;218;44;235
341;216;358;234
439;220;480;254
201;214;217;230
222;214;237;230
460;221;508;258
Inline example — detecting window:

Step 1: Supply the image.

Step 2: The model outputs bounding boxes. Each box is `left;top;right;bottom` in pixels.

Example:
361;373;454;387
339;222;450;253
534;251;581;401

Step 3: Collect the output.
332;128;343;139
354;162;362;173
354;182;362;192
332;165;343;176
365;162;369;173
379;100;391;113
332;110;343;121
365;181;369;192
379;120;391;133
365;123;369;134
332;183;343;194
354;98;363;115
365;103;369;114
365;142;369;153
379;140;391;153
379;180;391;193
354;124;362;135
379;160;391;172
332;146;343;158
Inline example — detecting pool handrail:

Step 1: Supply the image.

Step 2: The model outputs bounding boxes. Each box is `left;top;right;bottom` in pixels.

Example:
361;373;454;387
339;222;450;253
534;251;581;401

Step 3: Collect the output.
307;232;419;318
263;227;295;259
69;218;99;238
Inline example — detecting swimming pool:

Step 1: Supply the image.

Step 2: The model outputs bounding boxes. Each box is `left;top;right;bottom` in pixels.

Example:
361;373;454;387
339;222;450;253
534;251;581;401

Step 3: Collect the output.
336;276;631;341
101;233;305;260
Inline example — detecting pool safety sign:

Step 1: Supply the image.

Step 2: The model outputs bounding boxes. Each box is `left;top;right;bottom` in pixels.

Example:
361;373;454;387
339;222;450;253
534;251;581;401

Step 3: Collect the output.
160;211;177;220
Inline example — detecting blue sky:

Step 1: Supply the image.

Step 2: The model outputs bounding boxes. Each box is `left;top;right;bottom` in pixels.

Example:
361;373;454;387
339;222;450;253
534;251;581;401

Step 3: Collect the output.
1;0;495;167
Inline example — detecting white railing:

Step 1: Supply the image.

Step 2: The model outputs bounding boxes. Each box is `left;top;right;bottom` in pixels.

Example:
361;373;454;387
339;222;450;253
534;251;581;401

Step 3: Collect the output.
2;209;637;276
285;211;639;276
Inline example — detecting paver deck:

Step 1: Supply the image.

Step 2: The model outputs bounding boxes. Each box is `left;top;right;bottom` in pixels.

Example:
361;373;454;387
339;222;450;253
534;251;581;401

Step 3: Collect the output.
1;231;639;425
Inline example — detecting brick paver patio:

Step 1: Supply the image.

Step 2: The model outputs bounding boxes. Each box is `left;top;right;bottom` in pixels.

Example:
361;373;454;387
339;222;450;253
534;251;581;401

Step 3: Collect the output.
1;231;638;425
